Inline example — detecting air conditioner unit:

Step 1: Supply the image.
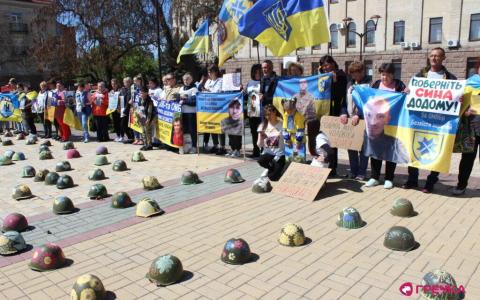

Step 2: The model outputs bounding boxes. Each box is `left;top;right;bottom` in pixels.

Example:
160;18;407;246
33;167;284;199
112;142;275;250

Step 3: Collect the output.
400;42;410;49
410;41;420;49
447;39;459;48
336;23;346;30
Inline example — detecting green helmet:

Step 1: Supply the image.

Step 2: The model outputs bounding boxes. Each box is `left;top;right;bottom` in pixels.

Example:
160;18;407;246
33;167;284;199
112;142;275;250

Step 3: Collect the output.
135;198;164;218
146;255;184;286
278;223;306;247
142;176;162;190
12;184;33;200
4;150;15;159
25;136;36;145
252;177;272;193
21;165;36;178
39;150;53;160
390;198;416;217
94;155;109;166
38;144;50;153
383;226;416;252
111;192;134;208
181;171;201;185
56;175;74;189
0;155;13;166
88;169;106;181
16;133;25;140
0;231;27;255
2;139;13;146
41;140;52;147
45;172;60;185
112;160;127;171
53;196;76;214
55;161;72;172
224;169;245;183
63;141;75;150
421;270;463;300
12;152;26;161
88;184;108;199
70;274;107;300
336;207;366;229
131;151;146;162
221;238;251;265
34;169;49;182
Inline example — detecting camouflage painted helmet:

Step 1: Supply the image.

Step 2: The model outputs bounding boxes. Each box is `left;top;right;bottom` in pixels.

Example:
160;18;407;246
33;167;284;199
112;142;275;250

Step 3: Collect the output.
4;149;15;159
421;270;464;300
39;144;50;153
53;196;76;214
221;238;251;265
39;150;53;160
135;198;164;218
131;151;146;162
224;169;245;183
2;139;13;146
94;155;109;166
63;141;75;150
0;155;13;165
95;146;108;155
142;176;162;190
4;131;13;137
181;171;201;185
0;231;27;255
12;184;33;200
1;213;28;232
28;243;66;272
66;149;81;159
41;140;52;147
28;134;38;143
252;177;272;193
88;169;106;181
12;152;26;161
55;161;72;172
111;192;134;209
390;198;416;217
278;223;306;247
88;184;108;199
383;226;416;252
34;169;50;182
146;255;184;286
26;136;36;145
16;133;25;140
56;175;74;189
112;160;127;171
45;172;60;185
336;207;366;229
70;274;107;300
21;165;36;178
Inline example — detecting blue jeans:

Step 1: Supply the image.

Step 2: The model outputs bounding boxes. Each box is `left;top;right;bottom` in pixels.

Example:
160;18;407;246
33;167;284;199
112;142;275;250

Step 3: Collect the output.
347;149;369;177
77;112;90;140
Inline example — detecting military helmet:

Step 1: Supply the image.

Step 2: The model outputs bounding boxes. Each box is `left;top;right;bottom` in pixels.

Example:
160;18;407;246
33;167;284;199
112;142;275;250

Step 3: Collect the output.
224;169;245;183
70;274;107;300
41;140;52;147
111;192;134;208
53;196;76;214
278;223;306;247
0;231;27;255
142;176;162;190
112;160;127;171
221;238;251;265
21;165;36;178
146;255;184;286
26;136;36;145
135;198;164;218
336;207;366;229
88;184;108;199
12;152;26;161
28;134;38;143
88;169;106;181
56;175;74;189
39;144;50;153
0;155;13;165
3;131;12;137
39;150;53;160
1;213;28;232
94;155;109;166
12;184;33;200
4;149;15;159
2;139;13;146
131;151;146;162
95;146;108;155
181;171;201;185
45;172;60;185
66;149;81;159
390;198;416;217
63;141;75;150
34;169;49;182
252;177;272;193
383;226;416;252
28;243;66;272
421;270;463;300
16;133;25;140
55;161;72;172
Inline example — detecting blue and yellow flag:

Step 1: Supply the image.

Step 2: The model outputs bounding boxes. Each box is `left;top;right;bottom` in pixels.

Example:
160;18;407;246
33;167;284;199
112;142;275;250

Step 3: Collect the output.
0;93;22;122
238;0;330;56
218;0;253;66
177;19;210;64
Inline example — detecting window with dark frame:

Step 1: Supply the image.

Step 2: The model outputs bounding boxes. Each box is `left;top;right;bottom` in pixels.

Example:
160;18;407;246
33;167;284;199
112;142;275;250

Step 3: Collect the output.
280;63;287;76
466;57;479;78
312;62;320;75
365;20;375;46
469;14;480;41
252;40;259;47
429;17;442;44
393;21;405;44
330;24;338;49
347;22;356;47
392;59;402;80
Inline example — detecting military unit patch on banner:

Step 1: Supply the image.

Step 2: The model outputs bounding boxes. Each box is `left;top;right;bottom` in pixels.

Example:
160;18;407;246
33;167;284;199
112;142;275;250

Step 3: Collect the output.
412;131;444;165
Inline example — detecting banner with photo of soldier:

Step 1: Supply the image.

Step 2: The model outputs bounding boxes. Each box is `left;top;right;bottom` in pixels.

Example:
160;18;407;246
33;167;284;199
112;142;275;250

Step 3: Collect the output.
352;77;466;173
246;82;261;118
156;99;182;148
196;92;244;135
0;93;21;122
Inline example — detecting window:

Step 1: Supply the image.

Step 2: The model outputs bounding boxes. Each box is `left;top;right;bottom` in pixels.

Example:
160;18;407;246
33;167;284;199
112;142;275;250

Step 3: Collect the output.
280;63;287;76
252;40;259;47
329;0;339;3
470;14;480;41
312;62;320;75
392;59;402;79
312;44;321;50
394;21;405;44
235;68;241;74
364;60;373;76
330;24;338;49
429;17;442;44
365;20;376;46
9;13;22;23
347;22;356;47
466;57;479;78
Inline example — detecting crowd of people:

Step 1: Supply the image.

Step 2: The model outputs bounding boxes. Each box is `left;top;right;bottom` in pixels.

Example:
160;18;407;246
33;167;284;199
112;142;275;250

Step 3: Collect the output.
2;47;479;195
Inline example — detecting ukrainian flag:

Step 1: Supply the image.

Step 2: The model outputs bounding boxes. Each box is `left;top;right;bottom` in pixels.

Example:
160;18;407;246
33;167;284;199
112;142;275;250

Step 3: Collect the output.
177;19;210;64
238;0;330;56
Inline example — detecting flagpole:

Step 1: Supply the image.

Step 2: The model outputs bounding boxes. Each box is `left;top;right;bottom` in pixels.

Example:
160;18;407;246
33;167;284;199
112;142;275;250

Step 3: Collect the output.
256;42;260;64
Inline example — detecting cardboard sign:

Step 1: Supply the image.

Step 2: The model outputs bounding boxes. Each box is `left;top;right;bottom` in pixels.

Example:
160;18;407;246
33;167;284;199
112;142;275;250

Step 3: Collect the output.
222;73;241;91
320;116;365;151
273;163;330;202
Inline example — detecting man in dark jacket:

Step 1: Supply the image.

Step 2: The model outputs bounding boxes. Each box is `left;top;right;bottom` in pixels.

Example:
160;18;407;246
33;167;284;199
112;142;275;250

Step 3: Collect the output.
260;60;278;107
120;77;134;143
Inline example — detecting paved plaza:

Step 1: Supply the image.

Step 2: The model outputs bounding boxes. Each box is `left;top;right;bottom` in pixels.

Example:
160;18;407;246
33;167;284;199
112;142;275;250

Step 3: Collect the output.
0;132;479;299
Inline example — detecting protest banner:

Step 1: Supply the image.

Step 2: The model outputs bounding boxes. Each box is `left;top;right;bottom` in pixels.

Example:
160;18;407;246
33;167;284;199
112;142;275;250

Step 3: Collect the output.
465;75;480;114
107;91;119;114
45;92;57;122
196;92;244;135
246;82;261;118
320;116;365;151
63;107;82;130
222;73;241;91
156;100;182;148
0;93;21;122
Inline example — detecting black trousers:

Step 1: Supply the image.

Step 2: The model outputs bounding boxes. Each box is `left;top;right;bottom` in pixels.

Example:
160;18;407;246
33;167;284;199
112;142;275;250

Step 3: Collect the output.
457;136;480;189
258;154;286;181
182;113;197;148
22;113;36;135
53;119;59;136
229;135;242;151
111;111;121;137
329;147;338;172
371;158;396;181
120;116;133;139
407;167;439;188
95;116;109;142
249;117;261;154
43;115;52;137
204;133;225;147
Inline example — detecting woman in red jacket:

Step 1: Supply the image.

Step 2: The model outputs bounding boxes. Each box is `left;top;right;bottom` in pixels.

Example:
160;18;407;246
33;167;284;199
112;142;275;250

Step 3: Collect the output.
54;82;71;142
91;81;110;142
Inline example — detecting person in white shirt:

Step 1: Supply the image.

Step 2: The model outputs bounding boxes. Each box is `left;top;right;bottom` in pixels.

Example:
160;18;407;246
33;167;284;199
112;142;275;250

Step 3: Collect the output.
306;119;334;170
179;72;198;154
34;81;50;138
148;78;164;148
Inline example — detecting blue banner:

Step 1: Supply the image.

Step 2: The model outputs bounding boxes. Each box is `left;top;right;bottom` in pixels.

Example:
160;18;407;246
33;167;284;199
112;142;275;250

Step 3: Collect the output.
196;92;244;135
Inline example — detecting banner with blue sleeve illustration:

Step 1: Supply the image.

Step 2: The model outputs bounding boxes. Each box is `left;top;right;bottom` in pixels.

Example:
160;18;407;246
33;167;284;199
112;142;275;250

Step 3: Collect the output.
196;92;244;135
273;73;332;119
352;77;466;173
156;100;182;148
0;93;21;122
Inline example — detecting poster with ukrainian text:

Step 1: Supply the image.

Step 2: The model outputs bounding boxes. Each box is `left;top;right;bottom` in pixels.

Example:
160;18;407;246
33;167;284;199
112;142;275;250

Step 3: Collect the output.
196;92;244;135
156;100;182;148
0;93;21;122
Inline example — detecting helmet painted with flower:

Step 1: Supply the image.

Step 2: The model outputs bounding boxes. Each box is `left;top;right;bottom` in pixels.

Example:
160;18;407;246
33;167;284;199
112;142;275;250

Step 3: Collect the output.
336;207;366;229
0;231;27;255
146;255;184;286
28;243;66;271
221;238;251;265
70;274;106;300
278;223;306;247
224;169;245;183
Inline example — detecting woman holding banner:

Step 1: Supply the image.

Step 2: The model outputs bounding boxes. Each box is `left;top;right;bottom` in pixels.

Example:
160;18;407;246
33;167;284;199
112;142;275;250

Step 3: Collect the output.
34;81;49;138
54;82;71;142
92;82;110;142
246;64;262;158
179;72;198;154
75;82;91;143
